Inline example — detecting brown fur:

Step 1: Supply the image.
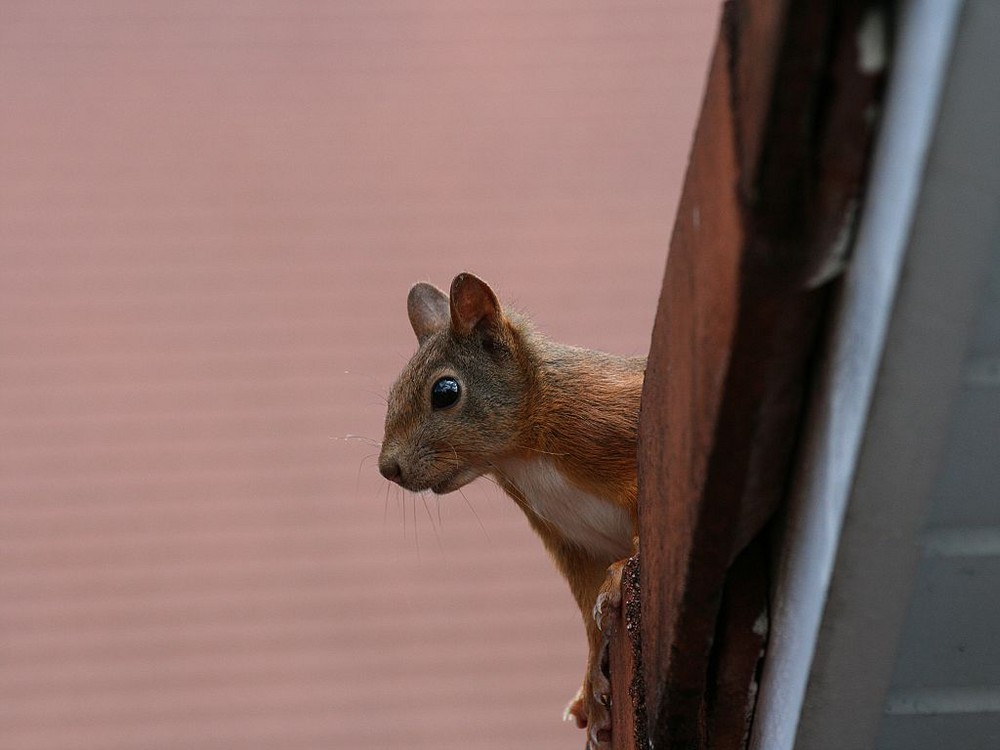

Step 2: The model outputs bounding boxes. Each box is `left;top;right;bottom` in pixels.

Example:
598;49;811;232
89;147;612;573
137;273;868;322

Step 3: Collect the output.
379;273;643;747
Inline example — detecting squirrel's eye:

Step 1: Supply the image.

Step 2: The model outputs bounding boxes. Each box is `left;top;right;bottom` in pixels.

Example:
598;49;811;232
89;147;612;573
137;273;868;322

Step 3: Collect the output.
430;377;461;410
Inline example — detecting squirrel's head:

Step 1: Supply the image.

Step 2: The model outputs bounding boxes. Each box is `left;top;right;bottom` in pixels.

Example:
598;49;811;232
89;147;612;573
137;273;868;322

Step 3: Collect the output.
378;273;530;494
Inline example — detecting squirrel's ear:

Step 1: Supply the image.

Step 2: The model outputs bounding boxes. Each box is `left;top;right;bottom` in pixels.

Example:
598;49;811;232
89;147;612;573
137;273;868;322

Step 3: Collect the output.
407;282;450;344
449;272;502;337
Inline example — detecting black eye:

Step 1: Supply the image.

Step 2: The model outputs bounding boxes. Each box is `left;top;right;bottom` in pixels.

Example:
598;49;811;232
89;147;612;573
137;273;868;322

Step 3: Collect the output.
431;377;461;409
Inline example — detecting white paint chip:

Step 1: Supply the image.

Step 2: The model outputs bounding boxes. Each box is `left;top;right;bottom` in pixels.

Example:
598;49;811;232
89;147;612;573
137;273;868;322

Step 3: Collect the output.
753;610;770;637
858;8;888;74
807;199;858;288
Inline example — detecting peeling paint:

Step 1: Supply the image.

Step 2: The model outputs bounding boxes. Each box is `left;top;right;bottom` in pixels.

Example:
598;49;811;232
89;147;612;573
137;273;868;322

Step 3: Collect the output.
858;8;887;74
753;610;770;637
807;199;859;288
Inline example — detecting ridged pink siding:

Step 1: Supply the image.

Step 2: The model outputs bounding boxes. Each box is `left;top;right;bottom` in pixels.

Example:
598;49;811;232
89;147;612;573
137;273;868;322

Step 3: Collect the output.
0;2;715;748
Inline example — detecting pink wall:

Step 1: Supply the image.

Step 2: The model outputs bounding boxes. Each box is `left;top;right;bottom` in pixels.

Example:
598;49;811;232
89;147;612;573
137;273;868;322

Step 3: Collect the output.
0;2;716;748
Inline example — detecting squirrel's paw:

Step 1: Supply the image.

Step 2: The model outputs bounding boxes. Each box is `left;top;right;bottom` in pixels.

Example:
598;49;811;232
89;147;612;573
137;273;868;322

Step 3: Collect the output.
593;558;627;632
587;666;612;749
582;555;635;748
564;681;611;750
563;685;587;728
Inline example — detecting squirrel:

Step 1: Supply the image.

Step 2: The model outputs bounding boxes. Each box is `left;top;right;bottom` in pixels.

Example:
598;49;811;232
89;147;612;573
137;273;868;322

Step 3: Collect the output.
378;272;643;750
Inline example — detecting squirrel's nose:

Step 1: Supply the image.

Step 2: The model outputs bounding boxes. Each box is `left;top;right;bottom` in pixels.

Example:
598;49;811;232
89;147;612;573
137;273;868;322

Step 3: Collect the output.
379;455;403;484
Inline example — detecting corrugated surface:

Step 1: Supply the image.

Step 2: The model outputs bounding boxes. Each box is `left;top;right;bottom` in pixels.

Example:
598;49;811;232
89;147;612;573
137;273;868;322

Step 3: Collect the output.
878;4;1000;737
0;2;715;748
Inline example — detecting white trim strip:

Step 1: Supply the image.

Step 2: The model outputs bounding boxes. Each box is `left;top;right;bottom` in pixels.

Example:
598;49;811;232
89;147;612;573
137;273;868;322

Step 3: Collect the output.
886;687;1000;715
966;357;1000;388
923;527;1000;558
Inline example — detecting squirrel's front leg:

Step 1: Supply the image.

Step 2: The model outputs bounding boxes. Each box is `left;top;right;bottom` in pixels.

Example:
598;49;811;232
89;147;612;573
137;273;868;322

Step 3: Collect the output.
594;536;639;633
551;541;630;750
564;604;611;749
563;537;640;750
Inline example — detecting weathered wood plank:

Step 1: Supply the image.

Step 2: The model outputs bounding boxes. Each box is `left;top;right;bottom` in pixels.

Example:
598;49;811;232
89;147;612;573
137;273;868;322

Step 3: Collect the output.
637;29;745;748
610;556;645;750
621;0;888;747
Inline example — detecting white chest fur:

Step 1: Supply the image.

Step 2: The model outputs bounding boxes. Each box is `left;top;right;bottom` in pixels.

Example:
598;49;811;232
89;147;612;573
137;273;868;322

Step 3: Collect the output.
495;458;633;562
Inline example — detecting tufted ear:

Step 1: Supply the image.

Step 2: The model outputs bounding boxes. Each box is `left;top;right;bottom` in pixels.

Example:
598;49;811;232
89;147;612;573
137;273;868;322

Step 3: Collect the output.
449;272;502;338
407;282;450;344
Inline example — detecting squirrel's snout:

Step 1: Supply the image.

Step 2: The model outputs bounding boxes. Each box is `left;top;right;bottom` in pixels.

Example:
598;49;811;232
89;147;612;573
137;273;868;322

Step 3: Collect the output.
378;454;403;484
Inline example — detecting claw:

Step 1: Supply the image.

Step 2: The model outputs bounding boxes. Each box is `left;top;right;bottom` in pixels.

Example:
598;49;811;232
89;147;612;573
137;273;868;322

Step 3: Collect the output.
593;591;609;631
594;558;626;632
592;680;610;709
587;718;612;750
593;585;622;633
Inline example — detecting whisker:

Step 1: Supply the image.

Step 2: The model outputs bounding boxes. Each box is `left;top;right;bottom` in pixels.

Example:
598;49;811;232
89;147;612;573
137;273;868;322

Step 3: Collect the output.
475;468;502;489
485;460;514;487
510;443;571;458
364;389;390;406
412;492;420;562
376;473;391;502
485;460;554;526
340;433;383;447
357;453;377;496
396;487;405;535
458;486;490;543
419;492;443;553
429;455;462;467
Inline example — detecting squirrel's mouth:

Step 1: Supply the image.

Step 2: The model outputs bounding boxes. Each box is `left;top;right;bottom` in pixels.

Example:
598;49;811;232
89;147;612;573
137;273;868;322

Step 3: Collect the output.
429;467;482;495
